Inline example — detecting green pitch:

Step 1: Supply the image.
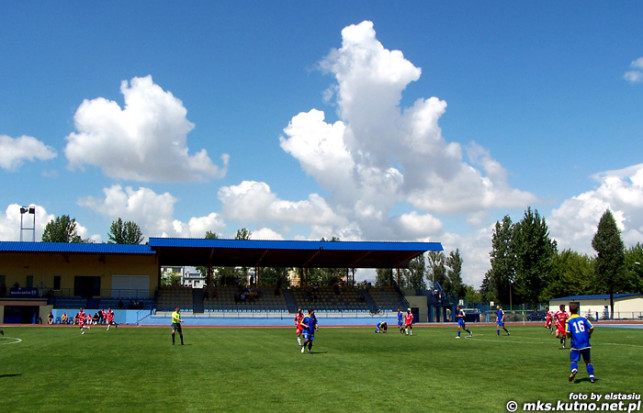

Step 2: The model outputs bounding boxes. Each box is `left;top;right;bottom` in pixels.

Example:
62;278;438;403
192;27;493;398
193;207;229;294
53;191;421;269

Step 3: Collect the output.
1;325;642;412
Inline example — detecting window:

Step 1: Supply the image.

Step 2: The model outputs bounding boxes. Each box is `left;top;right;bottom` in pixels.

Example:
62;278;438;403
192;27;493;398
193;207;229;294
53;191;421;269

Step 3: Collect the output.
26;275;34;288
53;275;61;291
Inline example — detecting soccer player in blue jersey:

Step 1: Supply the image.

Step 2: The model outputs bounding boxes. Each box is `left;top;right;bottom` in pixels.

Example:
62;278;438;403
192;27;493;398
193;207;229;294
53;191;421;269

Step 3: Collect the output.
300;309;318;354
397;308;404;334
375;321;388;333
496;305;510;336
455;306;472;339
565;302;595;383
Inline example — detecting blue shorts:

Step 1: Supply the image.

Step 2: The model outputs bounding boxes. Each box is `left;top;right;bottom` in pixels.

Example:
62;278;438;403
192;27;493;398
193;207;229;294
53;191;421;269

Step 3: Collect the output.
303;332;315;341
570;348;591;363
497;321;504;327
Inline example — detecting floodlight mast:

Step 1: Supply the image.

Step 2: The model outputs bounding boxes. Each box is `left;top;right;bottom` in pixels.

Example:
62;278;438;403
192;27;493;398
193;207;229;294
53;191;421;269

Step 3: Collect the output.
19;205;36;242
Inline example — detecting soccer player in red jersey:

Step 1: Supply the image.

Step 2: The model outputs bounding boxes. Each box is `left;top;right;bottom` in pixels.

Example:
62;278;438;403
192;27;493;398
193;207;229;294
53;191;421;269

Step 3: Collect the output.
294;308;305;347
545;310;553;333
403;308;414;336
78;308;89;335
554;304;569;348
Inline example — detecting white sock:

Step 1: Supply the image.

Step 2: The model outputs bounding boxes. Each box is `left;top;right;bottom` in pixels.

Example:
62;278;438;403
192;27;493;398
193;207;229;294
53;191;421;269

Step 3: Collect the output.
297;337;301;345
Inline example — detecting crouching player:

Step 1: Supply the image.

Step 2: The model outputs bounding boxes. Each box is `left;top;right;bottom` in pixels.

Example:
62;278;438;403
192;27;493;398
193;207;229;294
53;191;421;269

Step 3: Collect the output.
375;321;387;333
566;302;595;383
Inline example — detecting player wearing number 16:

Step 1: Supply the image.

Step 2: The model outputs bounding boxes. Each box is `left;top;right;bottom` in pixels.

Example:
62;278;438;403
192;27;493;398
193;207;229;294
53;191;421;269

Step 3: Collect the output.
565;302;595;383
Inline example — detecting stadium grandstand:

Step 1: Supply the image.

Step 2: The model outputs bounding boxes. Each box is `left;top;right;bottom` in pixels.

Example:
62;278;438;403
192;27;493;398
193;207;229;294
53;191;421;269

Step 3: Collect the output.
0;238;442;325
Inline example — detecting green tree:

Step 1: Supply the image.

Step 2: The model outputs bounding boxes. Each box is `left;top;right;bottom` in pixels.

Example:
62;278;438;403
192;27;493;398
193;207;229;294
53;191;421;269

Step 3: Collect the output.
426;251;447;290
402;255;426;290
375;268;394;287
512;207;557;306
108;218;144;244
624;243;643;293
197;231;219;286
161;270;181;287
486;215;515;305
592;210;626;318
41;215;84;243
542;250;596;300
259;267;291;288
463;285;482;304
446;249;465;297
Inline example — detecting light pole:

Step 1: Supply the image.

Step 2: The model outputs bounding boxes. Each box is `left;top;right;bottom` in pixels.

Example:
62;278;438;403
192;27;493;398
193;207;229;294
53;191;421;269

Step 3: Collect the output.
19;206;36;242
509;280;513;311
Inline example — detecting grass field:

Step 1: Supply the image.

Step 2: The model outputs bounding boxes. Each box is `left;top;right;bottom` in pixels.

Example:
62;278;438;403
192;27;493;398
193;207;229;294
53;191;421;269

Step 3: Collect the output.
1;324;642;413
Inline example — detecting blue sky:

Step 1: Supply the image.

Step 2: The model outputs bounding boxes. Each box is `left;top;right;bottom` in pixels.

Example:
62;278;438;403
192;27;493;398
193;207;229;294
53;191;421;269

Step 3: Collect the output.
1;2;642;287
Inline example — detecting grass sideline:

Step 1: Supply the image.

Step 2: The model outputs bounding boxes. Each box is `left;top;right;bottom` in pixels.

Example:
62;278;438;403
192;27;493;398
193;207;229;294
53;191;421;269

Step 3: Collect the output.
1;325;642;413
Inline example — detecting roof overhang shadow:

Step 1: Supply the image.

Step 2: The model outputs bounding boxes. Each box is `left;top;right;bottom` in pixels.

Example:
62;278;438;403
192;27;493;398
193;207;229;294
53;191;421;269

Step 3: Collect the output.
148;238;443;269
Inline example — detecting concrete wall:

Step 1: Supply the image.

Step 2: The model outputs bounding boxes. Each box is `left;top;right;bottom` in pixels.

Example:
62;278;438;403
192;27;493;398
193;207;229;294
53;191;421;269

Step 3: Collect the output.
406;295;428;322
0;252;159;298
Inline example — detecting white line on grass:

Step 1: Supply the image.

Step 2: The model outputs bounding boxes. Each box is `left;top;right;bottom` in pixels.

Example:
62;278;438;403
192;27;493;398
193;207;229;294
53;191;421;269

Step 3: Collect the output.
0;337;22;345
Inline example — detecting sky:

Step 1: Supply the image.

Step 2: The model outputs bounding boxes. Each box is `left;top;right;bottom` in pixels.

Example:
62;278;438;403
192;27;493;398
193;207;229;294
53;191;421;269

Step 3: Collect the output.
1;2;642;288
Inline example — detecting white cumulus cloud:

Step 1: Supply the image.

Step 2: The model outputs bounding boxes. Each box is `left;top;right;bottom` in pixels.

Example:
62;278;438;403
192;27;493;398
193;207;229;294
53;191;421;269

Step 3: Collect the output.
0;135;57;171
279;20;536;242
624;57;643;84
78;185;226;238
218;180;344;226
548;163;643;254
64;75;228;182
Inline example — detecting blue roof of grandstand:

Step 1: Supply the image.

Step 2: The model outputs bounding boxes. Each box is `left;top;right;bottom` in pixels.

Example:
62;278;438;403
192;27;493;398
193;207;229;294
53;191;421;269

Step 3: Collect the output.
550;294;641;301
0;241;154;255
0;238;442;269
149;237;442;268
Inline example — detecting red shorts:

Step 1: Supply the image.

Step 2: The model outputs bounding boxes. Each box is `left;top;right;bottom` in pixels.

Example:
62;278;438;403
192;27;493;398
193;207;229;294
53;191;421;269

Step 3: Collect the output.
556;326;565;334
296;327;303;335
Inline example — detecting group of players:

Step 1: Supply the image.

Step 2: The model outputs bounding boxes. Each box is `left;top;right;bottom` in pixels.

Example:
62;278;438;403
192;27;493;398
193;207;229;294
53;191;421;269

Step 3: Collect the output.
294;308;318;353
75;307;117;334
167;301;597;383
365;303;595;383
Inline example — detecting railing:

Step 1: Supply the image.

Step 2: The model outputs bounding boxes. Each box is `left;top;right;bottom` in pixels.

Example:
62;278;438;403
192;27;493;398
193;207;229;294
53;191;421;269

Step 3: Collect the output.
152;310;396;319
481;310;643;323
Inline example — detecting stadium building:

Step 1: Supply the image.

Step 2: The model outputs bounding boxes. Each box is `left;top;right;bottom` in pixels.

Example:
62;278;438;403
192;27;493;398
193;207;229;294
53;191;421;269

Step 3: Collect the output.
0;238;444;325
548;294;643;321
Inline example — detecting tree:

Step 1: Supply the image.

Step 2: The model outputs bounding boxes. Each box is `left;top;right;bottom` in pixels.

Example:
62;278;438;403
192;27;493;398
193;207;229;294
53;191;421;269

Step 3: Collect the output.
41;215;84;243
592;210;626;319
542;250;596;300
375;268;394;287
426;251;447;290
108;218;144;244
402;255;426;290
624;243;643;294
463;285;482;304
197;231;219;286
486;215;515;305
446;249;465;297
512;207;557;306
259;267;291;288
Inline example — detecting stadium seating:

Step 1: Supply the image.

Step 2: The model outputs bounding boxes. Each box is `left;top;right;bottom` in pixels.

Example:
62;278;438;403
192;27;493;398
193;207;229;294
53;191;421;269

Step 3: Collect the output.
157;286;193;312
